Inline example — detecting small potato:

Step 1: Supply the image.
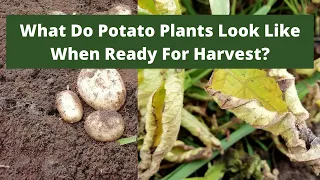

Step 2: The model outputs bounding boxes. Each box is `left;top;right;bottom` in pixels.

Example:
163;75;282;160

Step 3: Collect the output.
84;110;124;142
77;69;126;111
107;4;132;15
48;11;67;15
93;4;132;15
56;90;83;123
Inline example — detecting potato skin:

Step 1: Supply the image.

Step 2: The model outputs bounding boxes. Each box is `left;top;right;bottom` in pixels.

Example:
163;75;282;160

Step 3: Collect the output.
84;110;124;142
77;69;126;111
93;4;132;15
56;90;83;123
107;4;132;15
48;11;67;15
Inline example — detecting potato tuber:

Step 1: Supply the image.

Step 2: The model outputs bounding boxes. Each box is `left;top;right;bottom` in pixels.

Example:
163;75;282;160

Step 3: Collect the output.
77;69;126;111
56;90;83;123
84;110;125;142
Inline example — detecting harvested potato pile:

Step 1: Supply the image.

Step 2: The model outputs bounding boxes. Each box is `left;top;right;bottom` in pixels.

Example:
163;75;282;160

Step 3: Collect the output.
56;69;126;142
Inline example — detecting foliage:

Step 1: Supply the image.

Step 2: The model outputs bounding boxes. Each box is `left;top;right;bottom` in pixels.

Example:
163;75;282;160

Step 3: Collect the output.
205;69;320;175
137;0;320;180
138;0;182;15
139;70;185;180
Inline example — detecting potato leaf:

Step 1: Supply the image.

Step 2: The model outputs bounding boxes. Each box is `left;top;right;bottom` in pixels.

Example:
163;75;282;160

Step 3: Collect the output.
165;140;212;163
181;108;221;149
154;0;182;15
209;69;287;112
152;82;165;147
204;161;225;180
138;0;158;14
205;69;320;175
139;69;184;180
209;0;230;15
138;69;164;110
184;161;225;180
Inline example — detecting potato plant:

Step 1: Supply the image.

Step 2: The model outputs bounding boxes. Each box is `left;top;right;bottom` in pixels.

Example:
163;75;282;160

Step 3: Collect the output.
138;0;320;180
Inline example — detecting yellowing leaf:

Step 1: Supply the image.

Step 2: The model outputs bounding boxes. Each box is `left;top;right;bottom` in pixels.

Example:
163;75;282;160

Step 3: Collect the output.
295;69;316;77
138;0;158;14
138;69;164;110
139;69;184;180
315;58;320;72
210;69;287;112
165;140;212;163
316;100;320;108
152;82;165;147
181;109;221;149
138;69;144;84
205;69;320;175
154;0;182;15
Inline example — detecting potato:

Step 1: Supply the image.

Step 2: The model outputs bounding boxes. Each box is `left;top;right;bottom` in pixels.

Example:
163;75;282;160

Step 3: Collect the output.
56;90;83;123
93;4;132;15
107;4;132;15
84;110;124;142
48;11;67;15
77;69;126;111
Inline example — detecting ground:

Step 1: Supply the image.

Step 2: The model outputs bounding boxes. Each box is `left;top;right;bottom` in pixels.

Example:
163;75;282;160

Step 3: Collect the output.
0;0;137;179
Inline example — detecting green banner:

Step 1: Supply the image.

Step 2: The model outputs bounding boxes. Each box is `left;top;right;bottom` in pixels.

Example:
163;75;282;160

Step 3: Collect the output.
6;15;313;68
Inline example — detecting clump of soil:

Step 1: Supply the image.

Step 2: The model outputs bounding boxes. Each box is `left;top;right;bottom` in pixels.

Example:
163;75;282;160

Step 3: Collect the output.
0;0;137;179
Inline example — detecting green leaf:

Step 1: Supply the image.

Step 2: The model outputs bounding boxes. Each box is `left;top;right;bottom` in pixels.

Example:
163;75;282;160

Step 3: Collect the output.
204;161;225;179
184;69;212;91
117;136;137;145
296;72;320;100
253;139;268;151
185;87;212;101
253;0;277;15
245;138;254;155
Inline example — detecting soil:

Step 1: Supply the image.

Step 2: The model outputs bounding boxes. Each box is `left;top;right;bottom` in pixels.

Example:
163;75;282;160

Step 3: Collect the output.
0;1;138;180
276;123;320;180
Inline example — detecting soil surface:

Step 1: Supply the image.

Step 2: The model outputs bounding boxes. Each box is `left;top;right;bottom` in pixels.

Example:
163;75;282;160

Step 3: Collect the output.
0;69;138;180
0;1;138;180
276;123;320;180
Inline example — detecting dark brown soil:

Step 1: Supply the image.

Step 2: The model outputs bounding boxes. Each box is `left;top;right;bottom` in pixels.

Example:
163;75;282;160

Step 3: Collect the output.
0;1;138;180
277;160;319;180
0;69;138;180
276;123;320;180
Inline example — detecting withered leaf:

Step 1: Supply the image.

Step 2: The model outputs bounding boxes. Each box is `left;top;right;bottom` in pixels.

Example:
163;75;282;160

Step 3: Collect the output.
139;69;184;180
205;69;320;175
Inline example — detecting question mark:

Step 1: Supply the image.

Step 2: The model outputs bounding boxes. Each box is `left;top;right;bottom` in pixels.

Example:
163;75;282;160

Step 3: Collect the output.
261;47;270;60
